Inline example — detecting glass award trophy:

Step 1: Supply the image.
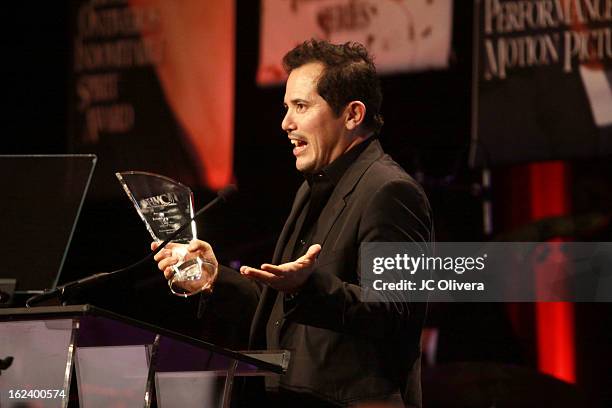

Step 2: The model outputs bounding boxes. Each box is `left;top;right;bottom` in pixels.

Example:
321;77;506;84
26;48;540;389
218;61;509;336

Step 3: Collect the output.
116;171;217;297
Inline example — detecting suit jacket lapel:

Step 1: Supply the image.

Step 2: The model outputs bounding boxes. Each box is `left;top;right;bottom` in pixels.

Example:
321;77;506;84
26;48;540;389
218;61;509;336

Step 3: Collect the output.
310;139;384;247
249;181;310;348
272;181;310;264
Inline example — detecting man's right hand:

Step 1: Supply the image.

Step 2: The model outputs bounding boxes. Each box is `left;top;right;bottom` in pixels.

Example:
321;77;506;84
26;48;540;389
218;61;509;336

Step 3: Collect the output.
152;240;219;281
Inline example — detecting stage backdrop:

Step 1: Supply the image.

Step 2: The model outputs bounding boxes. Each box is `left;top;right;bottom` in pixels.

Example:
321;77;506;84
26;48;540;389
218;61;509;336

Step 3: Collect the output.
69;0;235;198
471;0;612;167
257;0;454;84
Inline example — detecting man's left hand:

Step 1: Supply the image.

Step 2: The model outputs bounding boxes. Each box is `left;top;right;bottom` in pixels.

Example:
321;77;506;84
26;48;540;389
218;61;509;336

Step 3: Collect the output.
240;244;321;293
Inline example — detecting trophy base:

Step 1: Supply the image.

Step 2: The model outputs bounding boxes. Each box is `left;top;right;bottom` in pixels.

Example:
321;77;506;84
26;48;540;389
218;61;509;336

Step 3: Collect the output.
169;257;216;298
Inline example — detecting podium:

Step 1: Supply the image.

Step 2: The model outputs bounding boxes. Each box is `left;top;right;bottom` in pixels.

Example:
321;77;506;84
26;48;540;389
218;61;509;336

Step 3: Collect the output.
0;305;288;408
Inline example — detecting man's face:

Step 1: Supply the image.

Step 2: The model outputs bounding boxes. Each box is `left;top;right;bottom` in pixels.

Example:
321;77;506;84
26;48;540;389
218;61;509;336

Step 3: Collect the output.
282;62;348;174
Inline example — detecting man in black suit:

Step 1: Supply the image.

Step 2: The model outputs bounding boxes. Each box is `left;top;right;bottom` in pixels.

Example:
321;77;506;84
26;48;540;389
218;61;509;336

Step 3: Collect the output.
154;40;433;407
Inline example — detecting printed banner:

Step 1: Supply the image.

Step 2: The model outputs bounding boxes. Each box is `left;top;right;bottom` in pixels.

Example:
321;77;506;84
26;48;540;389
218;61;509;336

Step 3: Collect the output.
471;0;612;166
70;0;234;197
258;0;453;84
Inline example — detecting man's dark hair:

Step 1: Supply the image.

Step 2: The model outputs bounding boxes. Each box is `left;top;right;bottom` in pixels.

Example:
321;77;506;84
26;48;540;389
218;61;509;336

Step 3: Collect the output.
282;39;384;135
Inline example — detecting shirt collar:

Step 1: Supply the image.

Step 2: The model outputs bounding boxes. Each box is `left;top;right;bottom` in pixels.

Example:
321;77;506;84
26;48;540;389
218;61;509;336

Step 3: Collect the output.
305;136;376;187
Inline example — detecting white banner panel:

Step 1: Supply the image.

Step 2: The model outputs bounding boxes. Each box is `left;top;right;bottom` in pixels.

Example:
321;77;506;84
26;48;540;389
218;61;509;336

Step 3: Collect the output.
258;0;453;85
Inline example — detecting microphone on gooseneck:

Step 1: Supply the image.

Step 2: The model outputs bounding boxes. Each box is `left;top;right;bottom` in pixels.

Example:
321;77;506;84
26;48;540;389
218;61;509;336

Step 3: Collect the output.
25;184;238;307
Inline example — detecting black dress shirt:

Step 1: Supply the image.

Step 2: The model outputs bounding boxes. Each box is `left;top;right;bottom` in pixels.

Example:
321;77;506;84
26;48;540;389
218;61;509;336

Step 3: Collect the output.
283;137;375;262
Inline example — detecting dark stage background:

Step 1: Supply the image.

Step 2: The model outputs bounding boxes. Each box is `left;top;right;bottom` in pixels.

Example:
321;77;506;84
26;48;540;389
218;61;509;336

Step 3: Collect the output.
2;2;611;406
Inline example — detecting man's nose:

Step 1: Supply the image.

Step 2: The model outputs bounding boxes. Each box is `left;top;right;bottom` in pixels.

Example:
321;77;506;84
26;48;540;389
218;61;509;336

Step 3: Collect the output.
282;110;296;132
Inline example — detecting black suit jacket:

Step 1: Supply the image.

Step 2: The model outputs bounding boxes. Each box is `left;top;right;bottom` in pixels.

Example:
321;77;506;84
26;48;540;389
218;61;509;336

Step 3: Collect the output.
248;139;433;407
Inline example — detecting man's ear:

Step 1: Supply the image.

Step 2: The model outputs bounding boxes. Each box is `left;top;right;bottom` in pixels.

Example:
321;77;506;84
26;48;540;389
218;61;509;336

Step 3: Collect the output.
344;101;366;130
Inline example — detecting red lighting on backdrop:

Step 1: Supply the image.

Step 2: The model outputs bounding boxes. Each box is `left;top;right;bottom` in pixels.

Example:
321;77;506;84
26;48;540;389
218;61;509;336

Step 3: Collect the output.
130;0;235;189
529;161;576;384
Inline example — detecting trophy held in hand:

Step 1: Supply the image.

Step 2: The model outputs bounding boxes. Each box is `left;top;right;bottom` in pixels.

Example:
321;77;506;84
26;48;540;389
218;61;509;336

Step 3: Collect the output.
116;171;217;297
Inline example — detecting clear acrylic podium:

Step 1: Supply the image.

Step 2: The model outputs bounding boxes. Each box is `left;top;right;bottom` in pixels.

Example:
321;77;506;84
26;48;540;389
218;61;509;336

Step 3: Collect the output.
0;305;289;408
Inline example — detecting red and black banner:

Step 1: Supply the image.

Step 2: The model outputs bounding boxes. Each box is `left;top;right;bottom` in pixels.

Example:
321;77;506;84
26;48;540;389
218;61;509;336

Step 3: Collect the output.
69;0;235;198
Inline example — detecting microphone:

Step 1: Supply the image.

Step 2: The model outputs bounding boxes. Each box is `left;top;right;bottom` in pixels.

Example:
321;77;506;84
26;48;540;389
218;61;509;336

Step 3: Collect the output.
26;184;238;307
0;356;13;370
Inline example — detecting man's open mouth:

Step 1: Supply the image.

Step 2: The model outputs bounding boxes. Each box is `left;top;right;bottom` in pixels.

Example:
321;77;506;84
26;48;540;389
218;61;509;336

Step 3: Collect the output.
290;138;308;155
290;139;307;147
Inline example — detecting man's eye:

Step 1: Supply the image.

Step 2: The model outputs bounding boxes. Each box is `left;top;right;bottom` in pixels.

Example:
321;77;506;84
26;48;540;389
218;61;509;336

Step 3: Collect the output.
296;103;306;112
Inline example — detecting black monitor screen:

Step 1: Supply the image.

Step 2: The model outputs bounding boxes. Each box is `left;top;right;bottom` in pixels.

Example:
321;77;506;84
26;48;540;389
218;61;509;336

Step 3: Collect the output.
0;155;96;292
